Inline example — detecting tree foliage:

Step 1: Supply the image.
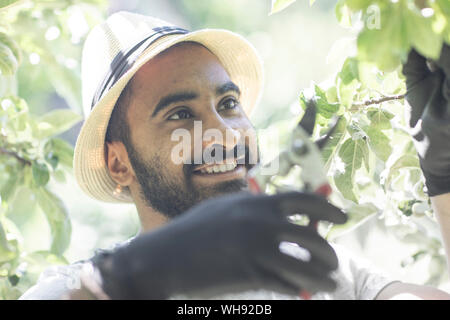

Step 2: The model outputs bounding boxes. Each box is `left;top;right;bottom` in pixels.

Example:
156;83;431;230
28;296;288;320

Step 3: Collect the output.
0;0;106;299
271;0;449;285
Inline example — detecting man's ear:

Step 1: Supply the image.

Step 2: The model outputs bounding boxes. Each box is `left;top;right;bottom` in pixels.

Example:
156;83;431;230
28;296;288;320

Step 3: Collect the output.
105;141;135;187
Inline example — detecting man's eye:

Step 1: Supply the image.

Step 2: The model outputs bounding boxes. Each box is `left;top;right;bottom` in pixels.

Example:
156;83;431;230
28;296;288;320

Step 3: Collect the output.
218;98;238;111
168;110;192;120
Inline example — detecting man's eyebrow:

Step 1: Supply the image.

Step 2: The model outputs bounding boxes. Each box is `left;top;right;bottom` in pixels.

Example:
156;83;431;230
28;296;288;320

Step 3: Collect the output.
216;81;241;97
152;91;198;118
151;82;240;118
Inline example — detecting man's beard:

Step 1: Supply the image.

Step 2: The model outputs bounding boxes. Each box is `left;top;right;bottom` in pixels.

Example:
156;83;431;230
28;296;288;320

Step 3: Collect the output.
126;143;250;219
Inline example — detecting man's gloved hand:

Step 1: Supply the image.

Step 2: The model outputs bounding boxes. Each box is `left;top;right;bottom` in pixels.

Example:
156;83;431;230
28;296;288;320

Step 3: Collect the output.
93;191;347;299
402;45;450;196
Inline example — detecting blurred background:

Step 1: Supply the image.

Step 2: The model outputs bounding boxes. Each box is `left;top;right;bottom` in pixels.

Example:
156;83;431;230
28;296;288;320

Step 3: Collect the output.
2;0;448;297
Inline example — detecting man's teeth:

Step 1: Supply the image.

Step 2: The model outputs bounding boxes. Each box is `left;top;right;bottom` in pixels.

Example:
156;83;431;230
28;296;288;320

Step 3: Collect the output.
200;162;237;174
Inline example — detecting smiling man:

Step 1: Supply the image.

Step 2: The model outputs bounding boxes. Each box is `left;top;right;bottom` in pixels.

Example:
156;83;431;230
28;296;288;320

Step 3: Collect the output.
105;41;256;222
20;11;450;300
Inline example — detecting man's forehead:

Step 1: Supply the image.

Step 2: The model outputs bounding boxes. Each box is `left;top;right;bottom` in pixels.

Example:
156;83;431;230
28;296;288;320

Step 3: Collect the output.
130;42;233;100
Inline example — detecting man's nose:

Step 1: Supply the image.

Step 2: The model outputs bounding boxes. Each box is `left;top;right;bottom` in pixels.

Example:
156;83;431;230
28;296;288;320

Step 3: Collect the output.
201;113;241;153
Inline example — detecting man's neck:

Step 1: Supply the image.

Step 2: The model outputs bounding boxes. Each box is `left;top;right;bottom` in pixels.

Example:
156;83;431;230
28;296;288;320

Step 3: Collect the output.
134;198;169;233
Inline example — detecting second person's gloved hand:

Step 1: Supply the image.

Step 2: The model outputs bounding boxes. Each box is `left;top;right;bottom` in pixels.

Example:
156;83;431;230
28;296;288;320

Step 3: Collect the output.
402;45;450;196
93;191;347;299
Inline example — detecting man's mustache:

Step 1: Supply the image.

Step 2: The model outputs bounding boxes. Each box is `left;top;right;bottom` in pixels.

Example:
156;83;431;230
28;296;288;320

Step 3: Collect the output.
183;144;259;175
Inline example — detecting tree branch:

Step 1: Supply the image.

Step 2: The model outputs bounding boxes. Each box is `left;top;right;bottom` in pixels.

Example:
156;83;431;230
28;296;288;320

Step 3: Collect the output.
350;94;405;111
0;147;31;166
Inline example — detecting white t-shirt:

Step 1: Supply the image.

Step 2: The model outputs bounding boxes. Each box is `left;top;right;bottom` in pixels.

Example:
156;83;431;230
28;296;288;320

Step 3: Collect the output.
19;242;396;300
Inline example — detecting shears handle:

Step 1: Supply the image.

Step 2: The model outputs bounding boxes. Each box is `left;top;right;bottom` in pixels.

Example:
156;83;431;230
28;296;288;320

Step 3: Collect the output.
300;182;332;300
247;177;332;300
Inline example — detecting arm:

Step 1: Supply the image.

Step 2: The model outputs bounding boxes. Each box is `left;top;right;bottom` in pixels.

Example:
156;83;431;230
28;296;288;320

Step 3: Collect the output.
376;281;450;300
72;192;347;300
376;48;450;300
402;46;450;276
19;264;84;300
431;193;450;274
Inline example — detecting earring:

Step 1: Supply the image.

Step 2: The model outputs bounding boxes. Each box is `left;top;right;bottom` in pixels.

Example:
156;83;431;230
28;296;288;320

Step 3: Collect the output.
113;184;122;197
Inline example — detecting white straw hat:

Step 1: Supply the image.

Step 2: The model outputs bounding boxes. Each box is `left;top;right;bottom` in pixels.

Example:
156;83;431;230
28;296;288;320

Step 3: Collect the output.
74;11;264;203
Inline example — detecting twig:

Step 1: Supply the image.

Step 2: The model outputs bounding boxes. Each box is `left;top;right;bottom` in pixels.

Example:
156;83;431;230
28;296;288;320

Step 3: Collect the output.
0;147;31;166
350;94;405;112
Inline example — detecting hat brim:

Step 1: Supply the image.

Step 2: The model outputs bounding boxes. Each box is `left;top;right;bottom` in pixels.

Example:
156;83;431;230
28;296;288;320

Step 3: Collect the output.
74;29;264;203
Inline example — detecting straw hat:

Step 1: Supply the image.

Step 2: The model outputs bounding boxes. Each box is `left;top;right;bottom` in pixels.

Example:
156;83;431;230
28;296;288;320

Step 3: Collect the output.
73;11;264;203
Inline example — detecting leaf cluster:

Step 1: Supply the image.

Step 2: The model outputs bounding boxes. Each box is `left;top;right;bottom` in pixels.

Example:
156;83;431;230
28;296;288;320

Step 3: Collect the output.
0;0;106;299
271;0;448;285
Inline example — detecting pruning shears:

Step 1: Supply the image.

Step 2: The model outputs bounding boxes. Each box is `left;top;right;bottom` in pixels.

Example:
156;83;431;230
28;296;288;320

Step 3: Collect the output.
247;98;341;299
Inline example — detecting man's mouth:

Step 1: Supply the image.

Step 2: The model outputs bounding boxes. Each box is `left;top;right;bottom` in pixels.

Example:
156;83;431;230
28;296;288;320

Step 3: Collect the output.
192;158;247;178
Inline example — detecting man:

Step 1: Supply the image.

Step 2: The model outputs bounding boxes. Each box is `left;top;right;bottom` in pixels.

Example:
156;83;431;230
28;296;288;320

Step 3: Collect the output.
20;11;450;300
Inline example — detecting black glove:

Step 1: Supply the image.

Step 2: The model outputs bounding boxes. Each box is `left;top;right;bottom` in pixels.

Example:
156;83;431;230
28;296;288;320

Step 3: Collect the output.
92;191;347;299
402;45;450;196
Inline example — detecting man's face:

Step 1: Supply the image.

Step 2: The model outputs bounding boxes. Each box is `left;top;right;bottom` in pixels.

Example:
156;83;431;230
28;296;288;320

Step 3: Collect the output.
123;42;258;218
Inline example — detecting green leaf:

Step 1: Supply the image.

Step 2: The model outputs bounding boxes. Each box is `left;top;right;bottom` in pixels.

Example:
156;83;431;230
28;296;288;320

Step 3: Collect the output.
43;140;59;170
22;251;68;275
321;116;347;168
0;33;21;65
366;126;392;161
357;61;383;91
325;86;338;103
18;250;69;290
0;0;20;10
385;154;420;188
338;78;359;108
309;0;316;6
405;6;443;60
35;188;71;255
45;152;59;170
51;138;74;168
37;109;82;139
381;70;405;95
436;0;450;15
0;174;20;202
52;169;66;183
334;167;357;202
300;85;340;122
412;180;427;202
334;137;369;201
357;4;409;71
6;186;38;226
398;199;419;217
315;85;340;118
339;57;359;85
8;274;19;286
327;202;378;240
32;162;50;187
24;250;68;265
345;0;371;11
367;107;395;130
0;223;16;263
335;0;352;27
347;120;368;141
0;41;18;76
270;0;296;15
